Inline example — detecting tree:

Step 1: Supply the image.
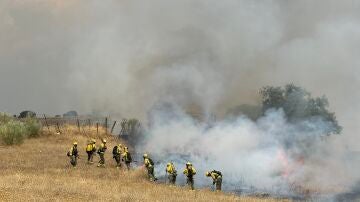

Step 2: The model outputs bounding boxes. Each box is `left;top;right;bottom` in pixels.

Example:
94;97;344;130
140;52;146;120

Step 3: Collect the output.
19;111;36;119
260;84;341;135
63;111;78;118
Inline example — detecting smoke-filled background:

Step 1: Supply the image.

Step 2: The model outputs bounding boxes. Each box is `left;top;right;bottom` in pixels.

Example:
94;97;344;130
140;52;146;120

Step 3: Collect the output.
1;0;360;197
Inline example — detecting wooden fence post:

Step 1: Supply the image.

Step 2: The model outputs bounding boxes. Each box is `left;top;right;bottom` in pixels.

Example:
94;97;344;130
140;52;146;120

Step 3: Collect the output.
43;114;50;132
111;121;117;134
96;123;99;136
105;117;108;135
76;119;80;132
56;122;61;134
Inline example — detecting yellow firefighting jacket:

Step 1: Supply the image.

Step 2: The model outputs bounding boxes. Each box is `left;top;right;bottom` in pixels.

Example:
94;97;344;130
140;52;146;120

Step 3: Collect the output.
116;146;122;155
69;146;78;157
183;167;196;177
122;151;132;163
144;158;153;168
86;143;93;152
98;143;107;153
166;163;177;174
210;172;221;181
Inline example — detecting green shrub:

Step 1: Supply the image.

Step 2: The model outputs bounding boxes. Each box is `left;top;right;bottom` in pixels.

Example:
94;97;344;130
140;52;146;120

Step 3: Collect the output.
0;113;14;124
24;118;41;138
0;120;26;145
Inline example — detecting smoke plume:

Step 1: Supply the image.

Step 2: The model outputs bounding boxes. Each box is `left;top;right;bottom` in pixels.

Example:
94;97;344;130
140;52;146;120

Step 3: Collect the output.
142;105;357;196
1;0;360;197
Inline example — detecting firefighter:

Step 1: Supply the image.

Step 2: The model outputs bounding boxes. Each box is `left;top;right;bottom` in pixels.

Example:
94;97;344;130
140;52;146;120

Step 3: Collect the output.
166;162;177;185
86;139;96;164
122;146;132;170
112;144;122;168
97;139;107;167
143;153;156;181
67;142;79;168
183;162;196;190
205;170;222;191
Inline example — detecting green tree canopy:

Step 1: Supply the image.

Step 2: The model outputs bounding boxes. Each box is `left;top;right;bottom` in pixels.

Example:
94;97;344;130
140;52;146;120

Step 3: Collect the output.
260;84;341;135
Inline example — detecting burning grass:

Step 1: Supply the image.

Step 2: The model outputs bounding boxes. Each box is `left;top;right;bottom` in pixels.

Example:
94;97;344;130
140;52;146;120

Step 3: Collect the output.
0;125;289;201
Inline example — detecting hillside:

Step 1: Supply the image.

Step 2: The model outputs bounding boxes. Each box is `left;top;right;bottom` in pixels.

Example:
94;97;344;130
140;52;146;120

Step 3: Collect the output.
0;125;288;201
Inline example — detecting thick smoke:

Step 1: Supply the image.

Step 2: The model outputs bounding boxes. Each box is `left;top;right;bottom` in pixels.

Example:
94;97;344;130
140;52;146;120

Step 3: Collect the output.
1;0;360;196
143;105;357;195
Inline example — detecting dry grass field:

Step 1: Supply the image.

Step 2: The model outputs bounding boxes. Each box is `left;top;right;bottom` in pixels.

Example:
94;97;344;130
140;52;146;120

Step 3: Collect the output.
0;125;289;202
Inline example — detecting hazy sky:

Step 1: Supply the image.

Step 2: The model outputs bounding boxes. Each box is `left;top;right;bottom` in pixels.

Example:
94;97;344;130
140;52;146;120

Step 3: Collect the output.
1;1;360;146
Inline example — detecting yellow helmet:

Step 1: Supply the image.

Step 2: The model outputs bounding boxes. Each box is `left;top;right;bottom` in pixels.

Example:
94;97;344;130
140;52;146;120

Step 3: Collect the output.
167;163;171;166
102;139;107;143
205;171;211;176
118;143;122;147
143;153;148;158
186;162;192;166
92;139;96;143
73;142;78;145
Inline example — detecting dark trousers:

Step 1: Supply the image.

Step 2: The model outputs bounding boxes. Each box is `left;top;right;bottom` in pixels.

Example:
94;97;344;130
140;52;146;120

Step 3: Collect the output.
215;176;222;191
187;177;194;190
114;155;121;167
70;155;77;167
125;162;131;170
147;166;155;181
87;151;94;162
98;153;105;165
168;174;176;184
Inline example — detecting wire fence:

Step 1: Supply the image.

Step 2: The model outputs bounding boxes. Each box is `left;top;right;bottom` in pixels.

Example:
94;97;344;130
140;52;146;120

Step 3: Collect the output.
17;116;117;134
15;115;143;146
34;116;141;137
